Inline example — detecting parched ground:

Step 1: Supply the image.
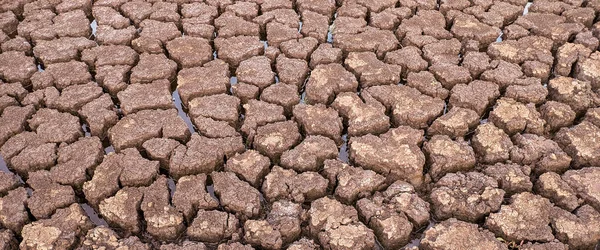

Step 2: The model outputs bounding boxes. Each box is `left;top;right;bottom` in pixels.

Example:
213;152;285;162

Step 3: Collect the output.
1;0;600;249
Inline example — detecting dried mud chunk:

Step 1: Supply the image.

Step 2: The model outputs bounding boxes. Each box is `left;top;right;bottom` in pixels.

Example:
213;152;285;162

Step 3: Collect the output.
0;172;19;195
117;80;174;115
262;166;328;203
296;0;335;16
29;108;83;144
94;65;130;95
424;135;476;181
365;85;445;129
253;120;301;162
0;95;17;113
308;197;376;250
85;148;159;205
421;218;507;250
81;45;138;69
50;10;91;38
485;192;555;242
244;220;283;250
406;71;449;99
99;187;144;234
429;64;472;89
0;82;27;102
188;94;240;127
44;60;92;90
332;16;366;35
585;108;600;127
225;150;270;188
472;123;513;164
397;10;452;45
165;37;212;69
130;53;177;84
27;171;77;219
384;46;428;77
292;104;343;144
212;171;262;219
483;163;532;195
50;137;103;188
480;60;523;89
535;172;580;212
0;187;29;233
261;84;300;115
0;105;35;147
93;6;130;29
267;201;304;244
265;22;302;47
449;80;500;116
108;109;190;152
573;31;599;51
575;51;600;89
430;172;504;222
334;27;399;58
232;83;259;104
0;11;17;35
279;37;319;61
214;36;264;69
562;167;600;211
172;174;219;222
504;77;548;105
556;121;600;168
276;55;309;88
555;43;592;77
344;51;401;88
169;134;244;178
141;177;185;241
32;37;95;65
236;56;275;90
186;210;239;243
510;133;571;174
217;242;254;250
300;11;329;43
552;205;600;250
280;136;337;172
462;52;491;78
422;39;461;65
193;116;239;138
488;97;545;135
305;63;358;105
138;19;180;43
45;83;103;113
160;241;207;250
80;94;118;140
520;241;568;250
287;238;319;250
349;130;425;186
177;59;230;106
10;142;57;177
356;181;429;248
540;101;576;132
428;107;479;139
0;229;17;250
322;159;386;204
332;92;389;137
309;44;343;68
20;204;93;250
451;15;500;48
214;13;260;38
241;100;286;138
110;148;159;186
96;25;137;46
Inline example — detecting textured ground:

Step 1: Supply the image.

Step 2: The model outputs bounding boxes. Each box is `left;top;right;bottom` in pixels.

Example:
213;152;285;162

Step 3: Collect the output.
1;0;600;249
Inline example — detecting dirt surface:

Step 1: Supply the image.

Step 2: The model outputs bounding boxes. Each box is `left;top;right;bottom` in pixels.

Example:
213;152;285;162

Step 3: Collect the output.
1;0;600;249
